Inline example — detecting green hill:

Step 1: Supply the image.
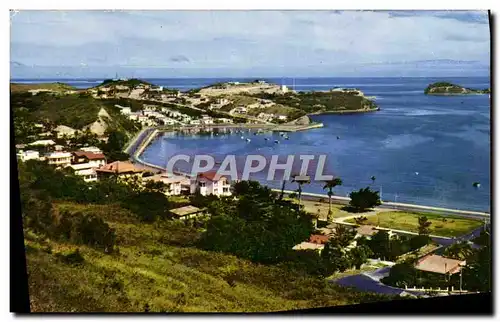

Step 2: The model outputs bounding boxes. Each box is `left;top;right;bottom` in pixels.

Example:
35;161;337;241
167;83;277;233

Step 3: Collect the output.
10;82;77;93
424;82;490;95
25;201;391;312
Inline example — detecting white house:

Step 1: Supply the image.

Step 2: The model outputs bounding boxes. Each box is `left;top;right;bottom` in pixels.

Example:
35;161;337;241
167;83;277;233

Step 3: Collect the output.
71;151;107;168
201;115;214;125
142;173;189;196
28;139;56;147
54;125;77;139
277;115;288;121
117;105;132;115
281;85;288;93
79;146;103;154
258;112;275;122
69;163;98;182
216;118;233;124
190;171;232;196
233;106;247;114
45;151;72;168
16;150;40;162
190;119;201;125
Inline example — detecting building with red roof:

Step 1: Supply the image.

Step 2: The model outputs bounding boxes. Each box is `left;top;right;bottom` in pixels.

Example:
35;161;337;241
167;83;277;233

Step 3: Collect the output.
190;171;232;196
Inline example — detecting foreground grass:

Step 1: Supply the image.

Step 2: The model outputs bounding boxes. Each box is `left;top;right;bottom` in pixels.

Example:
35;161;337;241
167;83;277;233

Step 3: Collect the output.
345;211;482;237
25;202;392;312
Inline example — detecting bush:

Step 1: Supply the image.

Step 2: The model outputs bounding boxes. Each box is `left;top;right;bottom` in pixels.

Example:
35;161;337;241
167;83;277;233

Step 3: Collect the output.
57;248;85;266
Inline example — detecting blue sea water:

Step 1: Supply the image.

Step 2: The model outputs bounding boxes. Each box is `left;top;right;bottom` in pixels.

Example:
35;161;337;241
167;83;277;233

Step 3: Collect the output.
12;77;491;211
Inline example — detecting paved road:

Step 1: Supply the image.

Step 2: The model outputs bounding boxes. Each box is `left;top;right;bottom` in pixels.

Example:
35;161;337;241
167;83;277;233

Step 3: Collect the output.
332;267;426;297
276;189;490;219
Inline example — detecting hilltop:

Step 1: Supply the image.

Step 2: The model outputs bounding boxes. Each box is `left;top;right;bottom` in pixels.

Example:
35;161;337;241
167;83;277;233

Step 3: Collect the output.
424;82;490;95
10;82;77;93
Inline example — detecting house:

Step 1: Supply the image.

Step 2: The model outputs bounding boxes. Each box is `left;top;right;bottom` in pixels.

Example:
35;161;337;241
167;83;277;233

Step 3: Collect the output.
355;225;380;239
142;173;190;196
201;115;214;125
190;119;201;125
281;85;288;93
233;106;247;114
28;139;56;147
308;234;329;245
117;106;132;115
190;171;232;196
277;115;288;121
292;242;325;252
79;146;103;154
71;151;107;168
17;150;40;162
258;112;275;122
169;205;207;221
216;118;233;124
414;254;466;275
95;161;145;180
45;151;72;168
216;98;230;105
15;144;26;150
54;125;77;139
69;163;98;182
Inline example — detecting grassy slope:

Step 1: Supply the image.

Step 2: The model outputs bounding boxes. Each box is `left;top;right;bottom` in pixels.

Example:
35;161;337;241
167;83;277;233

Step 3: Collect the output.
345;211;482;237
25;202;391;312
10;82;77;93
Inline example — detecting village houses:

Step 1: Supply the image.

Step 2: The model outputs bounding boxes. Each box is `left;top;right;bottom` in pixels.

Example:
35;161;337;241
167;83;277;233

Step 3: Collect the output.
190;171;232;197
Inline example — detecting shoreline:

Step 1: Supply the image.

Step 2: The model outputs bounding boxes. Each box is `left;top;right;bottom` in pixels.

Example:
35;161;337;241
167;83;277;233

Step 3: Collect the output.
157;122;325;132
308;107;380;115
126;127;490;216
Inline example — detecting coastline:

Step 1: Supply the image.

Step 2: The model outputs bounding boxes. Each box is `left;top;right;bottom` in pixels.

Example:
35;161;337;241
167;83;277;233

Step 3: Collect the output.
126;126;490;216
308;107;380;115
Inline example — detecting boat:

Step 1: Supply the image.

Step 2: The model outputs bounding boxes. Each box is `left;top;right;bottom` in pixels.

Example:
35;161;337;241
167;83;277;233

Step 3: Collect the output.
274;140;280;144
246;138;251;142
264;138;269;141
241;136;245;139
284;136;289;140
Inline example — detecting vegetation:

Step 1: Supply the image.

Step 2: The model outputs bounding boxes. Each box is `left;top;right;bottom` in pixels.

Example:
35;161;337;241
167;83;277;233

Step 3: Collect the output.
323;178;343;222
424;82;490;95
347;187;381;212
98;78;153;88
10;82;76;93
19;162;392;312
345;212;483;237
250;90;377;114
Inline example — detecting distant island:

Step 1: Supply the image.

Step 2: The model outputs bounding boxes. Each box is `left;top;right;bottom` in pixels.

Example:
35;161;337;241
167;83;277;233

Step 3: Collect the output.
424;82;490;95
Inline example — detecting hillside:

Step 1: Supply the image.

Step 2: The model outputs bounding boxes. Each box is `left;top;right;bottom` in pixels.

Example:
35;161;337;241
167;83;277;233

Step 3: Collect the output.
11;91;141;143
25;202;392;312
10;82;77;93
424;82;490;95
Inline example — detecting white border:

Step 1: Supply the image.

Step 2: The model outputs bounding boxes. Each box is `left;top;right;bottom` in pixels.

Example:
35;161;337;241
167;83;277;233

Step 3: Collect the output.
2;1;498;321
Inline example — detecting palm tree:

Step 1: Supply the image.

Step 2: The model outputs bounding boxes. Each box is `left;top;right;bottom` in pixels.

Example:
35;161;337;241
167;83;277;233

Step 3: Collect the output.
323;177;343;222
291;174;310;207
370;176;376;184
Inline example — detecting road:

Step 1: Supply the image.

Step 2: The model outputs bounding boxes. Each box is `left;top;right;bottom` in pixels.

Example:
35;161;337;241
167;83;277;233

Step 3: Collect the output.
332;267;426;297
275;189;490;220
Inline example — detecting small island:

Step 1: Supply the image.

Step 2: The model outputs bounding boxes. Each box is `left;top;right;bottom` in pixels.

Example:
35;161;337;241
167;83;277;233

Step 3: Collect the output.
424;82;490;95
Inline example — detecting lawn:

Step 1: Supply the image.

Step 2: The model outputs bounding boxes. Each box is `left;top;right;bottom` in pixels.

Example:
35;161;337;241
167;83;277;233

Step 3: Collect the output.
286;199;351;220
345;211;483;237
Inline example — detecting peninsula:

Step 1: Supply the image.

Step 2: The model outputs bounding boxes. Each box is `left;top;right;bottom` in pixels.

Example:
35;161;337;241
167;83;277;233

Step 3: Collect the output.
424;82;490;95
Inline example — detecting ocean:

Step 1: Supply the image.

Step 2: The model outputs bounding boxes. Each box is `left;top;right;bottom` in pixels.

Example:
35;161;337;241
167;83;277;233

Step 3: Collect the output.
12;77;491;212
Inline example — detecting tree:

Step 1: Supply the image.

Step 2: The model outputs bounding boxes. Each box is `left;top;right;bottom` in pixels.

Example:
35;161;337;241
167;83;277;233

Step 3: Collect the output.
354;216;368;226
321;240;351;274
348;187;381;212
144;180;170;194
291;175;310;207
323;178;342;222
370;176;376;184
367;230;391;260
331;224;356;248
443;241;474;261
349;245;373;270
417;216;432;236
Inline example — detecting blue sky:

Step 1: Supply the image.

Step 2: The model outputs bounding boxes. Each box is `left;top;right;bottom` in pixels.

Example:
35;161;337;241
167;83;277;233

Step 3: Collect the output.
10;10;490;78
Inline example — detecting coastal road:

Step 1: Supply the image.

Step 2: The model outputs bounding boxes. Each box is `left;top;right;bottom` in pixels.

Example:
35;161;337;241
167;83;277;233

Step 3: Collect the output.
275;189;490;220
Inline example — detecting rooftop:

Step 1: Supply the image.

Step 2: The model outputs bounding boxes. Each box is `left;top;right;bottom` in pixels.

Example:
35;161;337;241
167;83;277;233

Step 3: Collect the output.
292;242;325;251
96;161;144;174
72;151;106;160
28;139;55;146
169;205;205;218
196;171;228;182
415;254;466;275
356;225;379;237
308;234;329;245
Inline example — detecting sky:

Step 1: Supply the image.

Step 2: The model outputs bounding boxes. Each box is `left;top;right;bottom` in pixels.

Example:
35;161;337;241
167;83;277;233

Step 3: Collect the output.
10;10;491;78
